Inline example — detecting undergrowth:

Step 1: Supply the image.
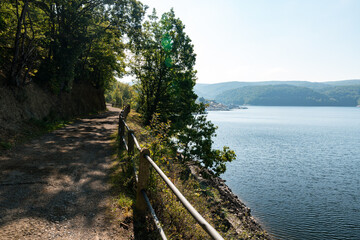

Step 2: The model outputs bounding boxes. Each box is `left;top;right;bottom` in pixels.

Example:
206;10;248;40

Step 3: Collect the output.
111;111;241;239
109;130;158;239
0;109;105;151
0;118;72;151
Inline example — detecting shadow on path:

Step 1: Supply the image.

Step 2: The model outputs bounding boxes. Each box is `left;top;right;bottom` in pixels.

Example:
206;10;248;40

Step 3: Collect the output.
0;106;140;239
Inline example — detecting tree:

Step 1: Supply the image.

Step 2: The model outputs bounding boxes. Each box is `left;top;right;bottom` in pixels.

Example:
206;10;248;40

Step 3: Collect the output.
198;97;206;103
105;81;134;107
130;9;198;132
35;0;145;93
131;9;235;176
0;0;145;93
0;0;47;86
177;103;236;177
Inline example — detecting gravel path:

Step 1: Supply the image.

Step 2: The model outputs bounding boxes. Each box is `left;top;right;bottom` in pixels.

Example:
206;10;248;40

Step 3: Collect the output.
0;106;133;239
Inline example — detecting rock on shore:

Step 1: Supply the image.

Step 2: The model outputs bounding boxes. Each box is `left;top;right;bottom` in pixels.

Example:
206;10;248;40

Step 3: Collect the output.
187;162;271;239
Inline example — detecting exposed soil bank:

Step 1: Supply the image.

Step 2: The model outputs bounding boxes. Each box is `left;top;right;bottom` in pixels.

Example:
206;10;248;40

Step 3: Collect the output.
0;82;105;142
188;163;272;239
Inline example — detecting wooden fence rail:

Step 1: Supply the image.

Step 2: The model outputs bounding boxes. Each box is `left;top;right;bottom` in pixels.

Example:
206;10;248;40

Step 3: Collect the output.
118;105;224;240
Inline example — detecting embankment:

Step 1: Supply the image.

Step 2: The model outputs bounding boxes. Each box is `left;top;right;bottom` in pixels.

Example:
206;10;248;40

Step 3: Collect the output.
0;82;105;142
188;163;271;239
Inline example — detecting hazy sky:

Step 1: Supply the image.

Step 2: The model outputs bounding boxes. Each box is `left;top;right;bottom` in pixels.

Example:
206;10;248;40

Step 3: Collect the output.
132;0;360;84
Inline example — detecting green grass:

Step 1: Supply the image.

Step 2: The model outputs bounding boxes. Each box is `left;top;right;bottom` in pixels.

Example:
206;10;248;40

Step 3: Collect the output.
116;111;239;239
0;108;109;151
109;110;270;239
0;118;73;151
0;141;13;150
117;193;133;209
29;118;72;132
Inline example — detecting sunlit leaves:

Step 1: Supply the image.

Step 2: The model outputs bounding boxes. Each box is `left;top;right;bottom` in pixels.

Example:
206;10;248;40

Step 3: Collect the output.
177;103;236;177
130;9;197;133
0;0;145;92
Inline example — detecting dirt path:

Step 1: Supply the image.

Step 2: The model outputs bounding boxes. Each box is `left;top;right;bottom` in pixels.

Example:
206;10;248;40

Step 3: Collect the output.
0;106;133;239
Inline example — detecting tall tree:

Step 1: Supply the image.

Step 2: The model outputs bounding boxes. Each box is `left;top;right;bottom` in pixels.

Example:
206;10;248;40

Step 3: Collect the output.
130;9;198;132
131;9;235;176
35;0;145;93
105;81;134;107
0;0;47;86
0;0;145;92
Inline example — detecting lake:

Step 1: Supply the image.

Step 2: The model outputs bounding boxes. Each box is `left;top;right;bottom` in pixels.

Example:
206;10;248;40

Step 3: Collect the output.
207;107;360;240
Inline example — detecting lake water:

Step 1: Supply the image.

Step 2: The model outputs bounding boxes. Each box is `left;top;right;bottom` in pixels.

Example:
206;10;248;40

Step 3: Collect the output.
207;107;360;240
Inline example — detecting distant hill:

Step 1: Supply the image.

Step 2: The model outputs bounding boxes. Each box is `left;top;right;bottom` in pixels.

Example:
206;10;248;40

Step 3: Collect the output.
215;85;335;106
195;80;360;106
318;85;360;106
194;81;248;99
324;80;360;86
195;80;360;100
215;84;360;106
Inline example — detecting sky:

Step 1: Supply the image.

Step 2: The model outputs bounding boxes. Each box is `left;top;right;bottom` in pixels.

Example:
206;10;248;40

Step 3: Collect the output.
126;0;360;84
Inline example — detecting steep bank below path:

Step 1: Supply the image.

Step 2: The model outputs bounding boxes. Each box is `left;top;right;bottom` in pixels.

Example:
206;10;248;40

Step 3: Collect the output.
0;106;132;239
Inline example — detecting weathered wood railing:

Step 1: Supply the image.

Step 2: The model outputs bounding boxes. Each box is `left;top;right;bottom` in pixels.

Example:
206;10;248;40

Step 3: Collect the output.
118;105;224;240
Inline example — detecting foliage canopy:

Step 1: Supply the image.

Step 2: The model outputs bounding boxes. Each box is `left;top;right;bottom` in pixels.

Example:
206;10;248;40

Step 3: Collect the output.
0;0;145;93
130;9;197;132
105;81;134;108
0;1;235;176
130;9;235;176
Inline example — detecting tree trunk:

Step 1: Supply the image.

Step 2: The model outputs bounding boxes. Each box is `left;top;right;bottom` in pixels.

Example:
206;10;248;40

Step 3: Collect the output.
9;0;28;86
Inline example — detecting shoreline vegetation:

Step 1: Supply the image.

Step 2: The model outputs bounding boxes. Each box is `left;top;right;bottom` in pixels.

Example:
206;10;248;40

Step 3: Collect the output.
117;110;271;239
187;162;271;239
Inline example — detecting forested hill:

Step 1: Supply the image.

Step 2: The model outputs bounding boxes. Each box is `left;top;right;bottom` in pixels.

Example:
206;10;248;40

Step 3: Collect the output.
194;81;335;99
214;84;360;106
194;80;360;106
195;80;360;99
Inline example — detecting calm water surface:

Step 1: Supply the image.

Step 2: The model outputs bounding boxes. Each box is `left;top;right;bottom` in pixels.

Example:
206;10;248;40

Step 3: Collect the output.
208;107;360;240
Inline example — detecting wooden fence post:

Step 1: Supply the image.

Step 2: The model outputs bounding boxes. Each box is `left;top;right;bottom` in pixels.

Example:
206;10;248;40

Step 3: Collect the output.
123;104;130;119
128;129;134;155
119;112;125;149
135;148;151;214
118;111;122;137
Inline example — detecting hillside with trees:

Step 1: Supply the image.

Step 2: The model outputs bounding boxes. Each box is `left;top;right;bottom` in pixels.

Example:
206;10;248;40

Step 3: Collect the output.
318;85;360;106
194;80;336;99
215;84;360;106
215;85;335;106
194;81;360;106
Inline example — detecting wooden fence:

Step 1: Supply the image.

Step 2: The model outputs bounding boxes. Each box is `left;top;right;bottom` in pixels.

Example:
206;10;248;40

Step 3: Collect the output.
118;105;224;240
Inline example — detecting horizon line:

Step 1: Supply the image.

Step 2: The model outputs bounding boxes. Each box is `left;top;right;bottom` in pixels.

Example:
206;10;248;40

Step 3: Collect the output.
196;79;360;85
